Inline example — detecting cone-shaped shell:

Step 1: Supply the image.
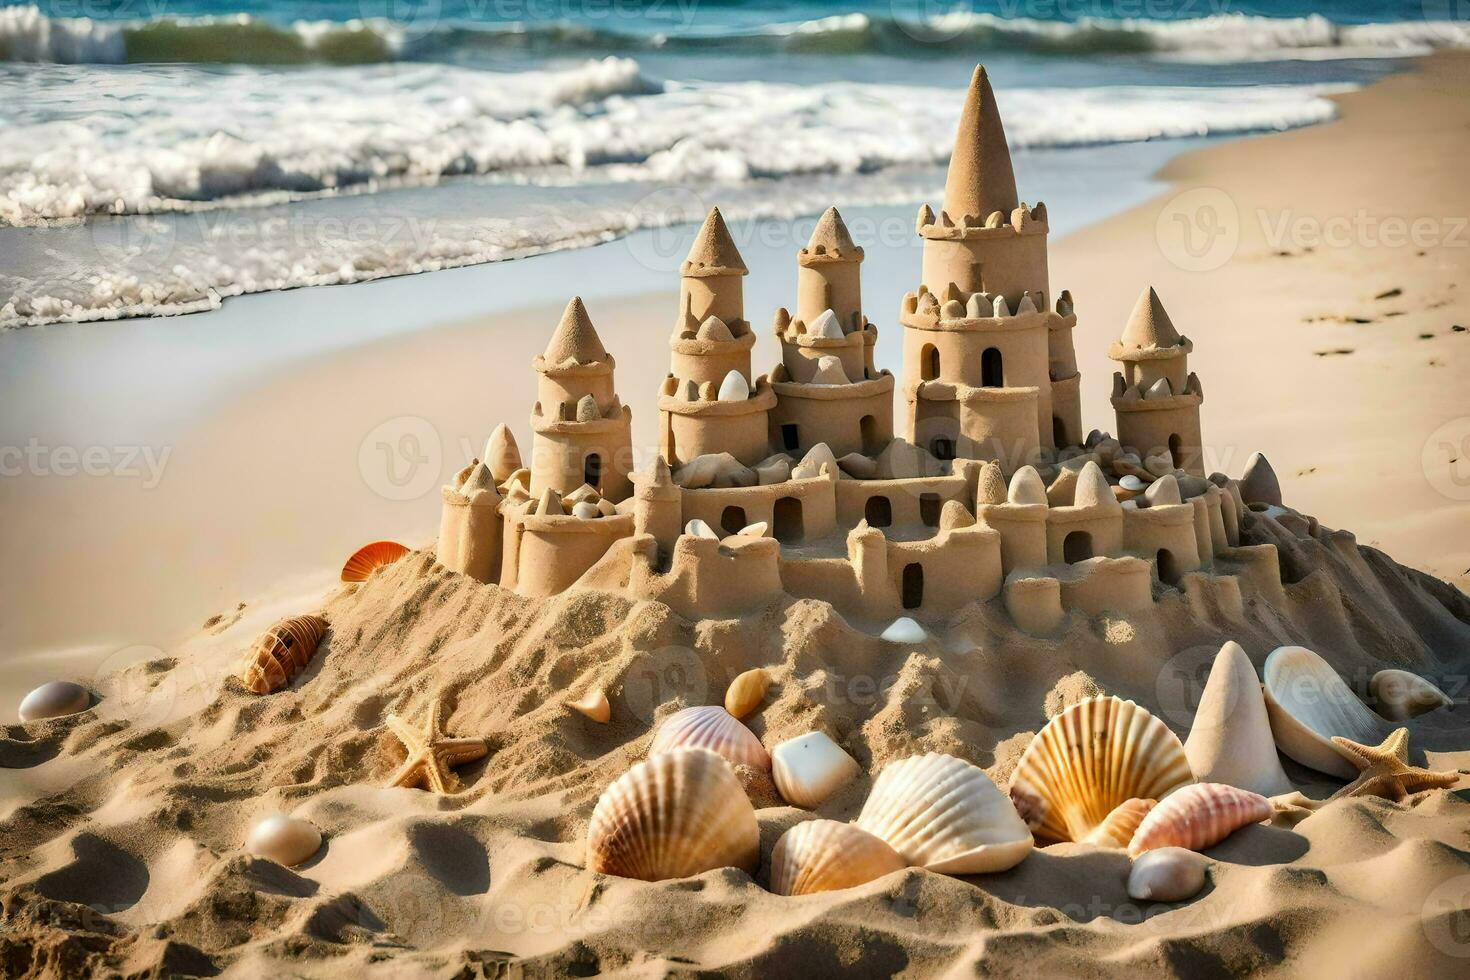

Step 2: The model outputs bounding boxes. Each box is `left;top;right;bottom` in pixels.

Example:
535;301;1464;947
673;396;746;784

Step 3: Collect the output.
569;688;610;723
806;309;845;340
1370;669;1452;722
1127;847;1208;903
1185;641;1294;796
1261;646;1384;778
770;820;904;896
239;615;328;694
587;748;759;881
1008;696;1193;844
724;668;771;720
1127;782;1271;857
771;731;859;809
1239;452;1282;507
856;753;1032;874
341;541;409;583
717;370;750;402
651;705;770;771
1081;798;1156;849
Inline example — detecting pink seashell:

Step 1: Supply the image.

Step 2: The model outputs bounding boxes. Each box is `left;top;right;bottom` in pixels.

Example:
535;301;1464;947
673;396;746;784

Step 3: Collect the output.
1127;783;1271;857
651;705;770;771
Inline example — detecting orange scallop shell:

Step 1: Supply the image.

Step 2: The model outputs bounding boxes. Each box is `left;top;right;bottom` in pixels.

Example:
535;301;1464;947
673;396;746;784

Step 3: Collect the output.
1127;783;1271;857
341;541;410;583
239;615;328;694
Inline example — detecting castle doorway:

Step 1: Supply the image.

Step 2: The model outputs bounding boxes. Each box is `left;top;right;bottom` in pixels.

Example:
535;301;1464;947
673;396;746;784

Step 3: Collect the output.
583;453;602;490
920;493;943;527
981;347;1003;388
902;563;924;609
1053;416;1068;449
930;437;956;460
781;423;801;452
860;415;880;454
721;506;747;535
1156;548;1181;585
865;495;892;527
1168;433;1184;469
773;497;803;543
1063;530;1093;563
921;344;940;381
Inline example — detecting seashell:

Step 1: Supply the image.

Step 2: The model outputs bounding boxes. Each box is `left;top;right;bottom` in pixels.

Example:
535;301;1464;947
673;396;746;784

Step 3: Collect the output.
771;731;859;809
880;617;927;644
1185;641;1294;797
18;681;90;722
684;519;720;540
571;501;600;520
1369;669;1452;722
569;688;610;723
770;819;906;896
651;705;770;771
239;615;328;694
856;753;1033;874
724;668;771;720
1262;646;1385;778
1127;783;1271;857
341;541;410;582
716;370;750;402
1008;696;1193;844
1127;847;1208;903
586;748;759;881
1081;798;1156;849
245;813;322;867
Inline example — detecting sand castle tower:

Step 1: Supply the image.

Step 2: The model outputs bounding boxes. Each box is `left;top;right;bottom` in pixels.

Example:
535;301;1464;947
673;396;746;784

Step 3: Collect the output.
659;208;777;466
768;207;896;457
1108;287;1205;477
899;66;1083;472
529;297;634;500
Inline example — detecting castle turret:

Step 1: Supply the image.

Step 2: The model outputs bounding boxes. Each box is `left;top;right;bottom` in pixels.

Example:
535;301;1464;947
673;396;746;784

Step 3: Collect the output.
530;297;634;500
633;455;683;559
1108;287;1205;476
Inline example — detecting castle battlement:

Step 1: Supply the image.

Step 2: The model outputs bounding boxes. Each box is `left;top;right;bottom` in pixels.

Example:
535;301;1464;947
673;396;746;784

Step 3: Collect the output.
916;201;1049;240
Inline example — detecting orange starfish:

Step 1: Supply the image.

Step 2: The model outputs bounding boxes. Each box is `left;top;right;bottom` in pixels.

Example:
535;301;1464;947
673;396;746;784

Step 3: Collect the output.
1328;728;1461;802
385;695;487;794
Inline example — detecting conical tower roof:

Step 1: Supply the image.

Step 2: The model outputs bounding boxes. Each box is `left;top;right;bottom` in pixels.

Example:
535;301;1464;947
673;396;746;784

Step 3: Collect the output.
682;207;748;277
543;296;609;366
1118;287;1183;351
942;66;1019;222
803;206;862;260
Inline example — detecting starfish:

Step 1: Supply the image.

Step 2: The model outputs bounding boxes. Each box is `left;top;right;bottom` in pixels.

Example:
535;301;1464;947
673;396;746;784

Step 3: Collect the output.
385;695;487;794
1328;728;1462;802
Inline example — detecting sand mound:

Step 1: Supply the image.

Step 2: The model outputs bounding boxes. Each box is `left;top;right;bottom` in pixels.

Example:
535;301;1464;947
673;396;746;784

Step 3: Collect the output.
3;509;1469;976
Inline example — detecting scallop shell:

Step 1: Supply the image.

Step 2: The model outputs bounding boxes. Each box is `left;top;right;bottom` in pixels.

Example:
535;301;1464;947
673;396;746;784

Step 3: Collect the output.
1127;782;1271;857
569;688;610;723
586;748;759;881
724;668;771;720
1127;847;1208;903
856;753;1033;874
771;731;859;809
769;819;906;896
1261;646;1385;778
239;615;328;694
1369;669;1452;722
1008;696;1193;844
1080;798;1157;849
341;540;410;582
651;706;770;771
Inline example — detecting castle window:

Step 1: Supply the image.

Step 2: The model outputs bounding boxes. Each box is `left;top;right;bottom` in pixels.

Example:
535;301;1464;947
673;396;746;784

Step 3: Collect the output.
920;493;942;527
1168;433;1184;469
865;496;892;528
1053;416;1068;449
773;496;803;543
583;453;602;489
781;423;801;452
721;506;747;535
860;415;880;454
1063;530;1093;564
981;347;1003;388
921;344;940;381
1157;548;1181;586
931;437;956;461
902;563;924;609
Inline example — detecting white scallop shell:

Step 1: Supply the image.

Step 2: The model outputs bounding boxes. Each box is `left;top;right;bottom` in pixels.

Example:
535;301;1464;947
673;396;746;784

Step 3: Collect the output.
770;819;906;896
856;753;1032;874
587;748;759;881
1261;646;1385;778
1008;696;1193;844
771;731;859;809
245;814;322;867
1127;847;1208;903
651;706;770;771
1369;669;1452;722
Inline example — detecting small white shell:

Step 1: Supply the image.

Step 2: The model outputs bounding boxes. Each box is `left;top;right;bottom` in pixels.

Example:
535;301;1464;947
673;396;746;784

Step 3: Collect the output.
18;681;90;722
857;753;1032;874
1127;847;1208;903
1369;669;1452;722
684;519;720;540
770;819;905;896
1262;646;1385;778
880;617;927;643
245;814;322;867
651;706;770;771
771;732;859;809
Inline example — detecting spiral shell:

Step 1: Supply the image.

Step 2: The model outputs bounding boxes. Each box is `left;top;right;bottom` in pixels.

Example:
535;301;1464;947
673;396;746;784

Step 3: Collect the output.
1127;847;1208;903
651;706;770;771
1080;798;1157;849
724;668;771;720
1008;696;1193;844
1262;646;1385;778
239;615;328;694
586;748;759;881
770;819;906;896
856;753;1032;874
771;731;859;809
1127;782;1271;857
341;540;410;583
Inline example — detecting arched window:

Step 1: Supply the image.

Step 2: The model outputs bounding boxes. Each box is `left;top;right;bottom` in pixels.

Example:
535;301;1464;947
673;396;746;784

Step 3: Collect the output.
583;453;602;489
721;506;747;535
860;415;880;454
1064;530;1093;564
773;496;803;543
1168;433;1184;469
919;493;943;527
865;496;892;527
921;344;940;381
902;563;924;610
1157;548;1181;586
781;423;801;452
981;347;1003;388
1053;416;1068;449
931;436;956;461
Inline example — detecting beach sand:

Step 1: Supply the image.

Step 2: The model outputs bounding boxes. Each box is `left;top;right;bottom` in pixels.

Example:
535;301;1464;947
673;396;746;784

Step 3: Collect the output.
2;54;1468;979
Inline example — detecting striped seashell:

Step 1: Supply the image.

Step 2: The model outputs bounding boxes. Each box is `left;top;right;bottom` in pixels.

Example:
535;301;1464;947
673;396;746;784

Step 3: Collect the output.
770;819;906;896
651;705;770;771
1127;782;1271;857
1262;646;1385;778
1008;696;1193;844
724;668;771;720
1127;847;1208;903
856;753;1032;874
1080;798;1157;849
586;748;759;881
239;615;328;694
341;540;410;583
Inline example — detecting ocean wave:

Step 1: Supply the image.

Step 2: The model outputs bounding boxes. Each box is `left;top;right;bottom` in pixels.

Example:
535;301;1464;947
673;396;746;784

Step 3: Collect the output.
2;5;1467;66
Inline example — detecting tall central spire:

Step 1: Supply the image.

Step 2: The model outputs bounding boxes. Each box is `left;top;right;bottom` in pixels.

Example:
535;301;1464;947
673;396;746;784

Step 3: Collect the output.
942;65;1019;222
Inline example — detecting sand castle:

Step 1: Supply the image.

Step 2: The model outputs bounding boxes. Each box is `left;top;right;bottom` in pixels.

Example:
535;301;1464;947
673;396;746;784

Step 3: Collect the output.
433;66;1287;633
